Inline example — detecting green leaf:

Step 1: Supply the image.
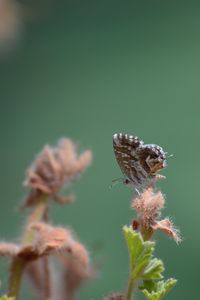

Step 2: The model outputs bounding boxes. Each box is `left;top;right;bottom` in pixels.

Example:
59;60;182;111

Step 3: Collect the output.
140;278;177;300
123;226;177;300
123;226;155;279
142;258;165;280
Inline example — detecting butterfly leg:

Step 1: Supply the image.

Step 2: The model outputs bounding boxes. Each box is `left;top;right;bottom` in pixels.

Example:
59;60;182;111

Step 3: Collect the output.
155;174;166;181
135;188;140;196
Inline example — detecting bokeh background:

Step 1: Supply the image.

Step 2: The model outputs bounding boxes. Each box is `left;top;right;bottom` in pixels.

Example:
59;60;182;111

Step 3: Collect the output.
0;0;200;299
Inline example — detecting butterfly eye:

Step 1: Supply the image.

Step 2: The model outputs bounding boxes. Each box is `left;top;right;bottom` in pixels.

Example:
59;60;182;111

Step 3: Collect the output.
124;179;130;185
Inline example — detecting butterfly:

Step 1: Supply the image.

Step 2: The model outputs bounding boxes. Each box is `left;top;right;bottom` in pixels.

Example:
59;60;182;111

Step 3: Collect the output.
113;133;167;190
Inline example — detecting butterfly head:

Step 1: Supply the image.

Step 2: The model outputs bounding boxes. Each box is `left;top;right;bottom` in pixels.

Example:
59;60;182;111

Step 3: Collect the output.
144;144;167;174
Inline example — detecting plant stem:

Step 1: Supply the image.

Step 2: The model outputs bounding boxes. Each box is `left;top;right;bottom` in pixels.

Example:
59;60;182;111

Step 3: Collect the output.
8;257;27;300
125;276;136;300
141;227;154;241
22;193;48;245
8;193;49;299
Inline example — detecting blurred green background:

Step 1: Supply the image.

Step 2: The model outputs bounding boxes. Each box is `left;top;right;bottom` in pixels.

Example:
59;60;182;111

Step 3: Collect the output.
0;0;200;299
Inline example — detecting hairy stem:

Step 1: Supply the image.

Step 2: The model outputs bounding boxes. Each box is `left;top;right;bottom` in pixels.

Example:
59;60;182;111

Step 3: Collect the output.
8;193;49;300
8;257;27;300
22;193;48;245
141;227;154;241
125;276;136;300
23;193;52;300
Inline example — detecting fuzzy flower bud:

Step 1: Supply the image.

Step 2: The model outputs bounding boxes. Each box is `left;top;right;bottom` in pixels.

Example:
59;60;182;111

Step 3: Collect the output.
131;188;181;242
23;138;92;207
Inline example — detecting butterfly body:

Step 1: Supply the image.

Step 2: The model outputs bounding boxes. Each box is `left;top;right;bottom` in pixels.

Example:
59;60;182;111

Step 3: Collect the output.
113;133;166;189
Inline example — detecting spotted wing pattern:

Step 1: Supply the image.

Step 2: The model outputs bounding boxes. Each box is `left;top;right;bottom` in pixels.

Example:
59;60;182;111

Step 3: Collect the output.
113;133;166;188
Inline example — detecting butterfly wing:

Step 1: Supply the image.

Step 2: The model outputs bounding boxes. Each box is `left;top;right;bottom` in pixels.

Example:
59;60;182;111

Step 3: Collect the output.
113;133;143;185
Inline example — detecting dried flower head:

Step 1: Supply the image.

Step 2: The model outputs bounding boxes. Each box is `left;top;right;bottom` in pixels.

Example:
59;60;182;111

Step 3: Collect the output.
29;222;74;256
0;222;87;261
23;138;92;207
0;222;92;299
131;188;181;242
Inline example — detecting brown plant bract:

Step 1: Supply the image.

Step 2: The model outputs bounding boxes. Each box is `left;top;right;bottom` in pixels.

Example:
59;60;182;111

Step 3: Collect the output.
30;222;73;255
131;188;181;243
23;138;92;207
25;223;92;300
26;260;50;300
0;222;88;261
58;239;93;300
0;243;19;256
152;218;182;243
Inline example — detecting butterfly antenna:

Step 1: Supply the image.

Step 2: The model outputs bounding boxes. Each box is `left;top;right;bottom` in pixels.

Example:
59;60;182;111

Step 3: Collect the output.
165;152;174;159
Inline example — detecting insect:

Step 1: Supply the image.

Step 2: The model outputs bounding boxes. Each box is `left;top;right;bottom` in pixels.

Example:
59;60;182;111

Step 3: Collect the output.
113;133;167;190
